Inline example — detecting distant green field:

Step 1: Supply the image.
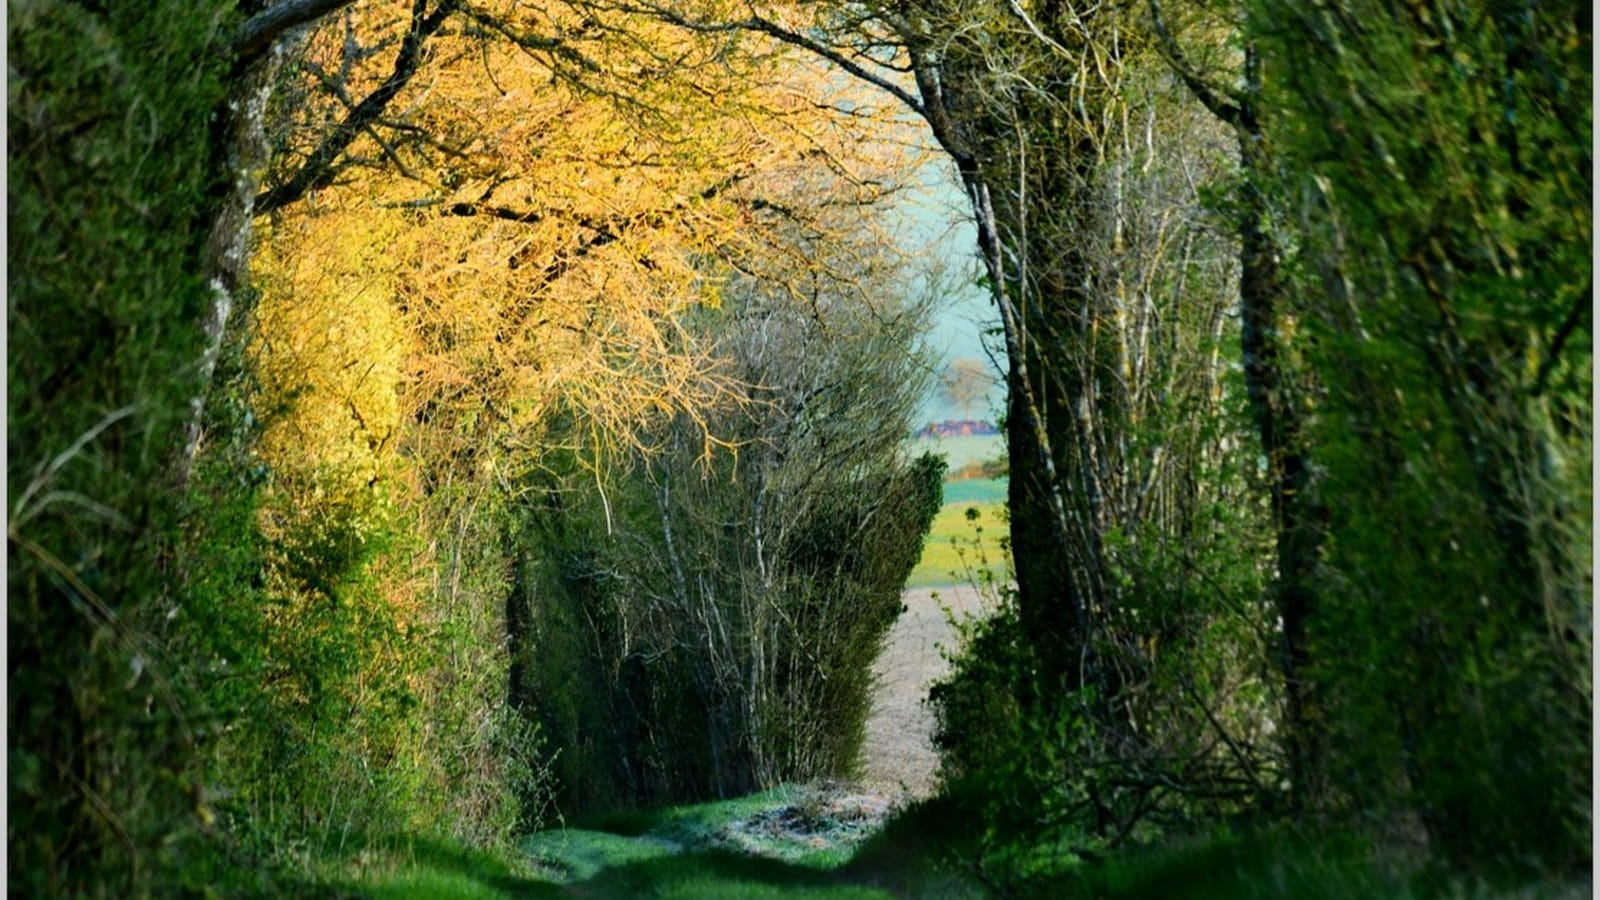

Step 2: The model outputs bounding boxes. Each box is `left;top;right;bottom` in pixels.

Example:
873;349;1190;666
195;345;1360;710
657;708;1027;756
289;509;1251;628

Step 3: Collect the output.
940;478;1006;505
906;501;1010;589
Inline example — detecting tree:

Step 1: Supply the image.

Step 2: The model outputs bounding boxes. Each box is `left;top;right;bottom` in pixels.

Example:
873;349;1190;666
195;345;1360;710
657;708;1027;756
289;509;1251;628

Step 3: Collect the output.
232;0;932;844
513;214;944;810
939;357;998;421
10;3;251;893
1244;0;1591;868
250;0;924;478
1145;0;1328;811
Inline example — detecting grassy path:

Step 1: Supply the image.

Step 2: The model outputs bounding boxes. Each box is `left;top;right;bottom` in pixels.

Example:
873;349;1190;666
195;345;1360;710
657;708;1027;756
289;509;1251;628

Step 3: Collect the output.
318;570;1590;900
340;785;981;899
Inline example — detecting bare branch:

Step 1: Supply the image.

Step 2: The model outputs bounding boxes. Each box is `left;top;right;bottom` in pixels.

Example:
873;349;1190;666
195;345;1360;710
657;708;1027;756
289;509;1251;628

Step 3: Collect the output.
1533;285;1591;397
235;0;358;63
256;0;461;215
439;201;547;225
459;5;604;75
1004;0;1077;59
1147;0;1244;128
608;1;927;119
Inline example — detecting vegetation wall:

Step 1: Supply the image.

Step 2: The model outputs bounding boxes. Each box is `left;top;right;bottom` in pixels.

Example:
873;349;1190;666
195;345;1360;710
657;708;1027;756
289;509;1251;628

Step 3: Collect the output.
515;256;944;814
9;3;240;894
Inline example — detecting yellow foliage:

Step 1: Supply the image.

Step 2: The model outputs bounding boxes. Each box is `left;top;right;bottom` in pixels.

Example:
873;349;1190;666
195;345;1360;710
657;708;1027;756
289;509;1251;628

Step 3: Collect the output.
256;1;922;484
234;0;934;843
252;209;406;493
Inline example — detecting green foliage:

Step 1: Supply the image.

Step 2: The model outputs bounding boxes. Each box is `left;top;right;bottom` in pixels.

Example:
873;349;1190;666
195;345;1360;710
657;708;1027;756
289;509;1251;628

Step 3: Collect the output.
211;466;543;866
7;2;240;894
1248;0;1592;871
922;0;1589;883
6;4;487;886
998;826;1441;900
926;595;1029;799
11;0;1587;891
932;372;1278;874
178;280;539;879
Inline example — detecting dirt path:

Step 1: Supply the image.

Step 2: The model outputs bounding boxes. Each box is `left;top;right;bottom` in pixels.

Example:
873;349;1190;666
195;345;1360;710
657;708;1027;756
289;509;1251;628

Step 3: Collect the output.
859;585;995;799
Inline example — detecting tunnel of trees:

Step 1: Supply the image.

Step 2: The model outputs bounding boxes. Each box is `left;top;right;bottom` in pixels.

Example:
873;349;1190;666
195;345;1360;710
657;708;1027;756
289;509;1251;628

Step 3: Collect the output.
9;0;1590;896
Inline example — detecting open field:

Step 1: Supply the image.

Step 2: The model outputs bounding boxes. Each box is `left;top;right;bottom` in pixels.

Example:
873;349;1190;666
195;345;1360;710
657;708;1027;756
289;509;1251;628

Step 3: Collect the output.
906;502;1009;589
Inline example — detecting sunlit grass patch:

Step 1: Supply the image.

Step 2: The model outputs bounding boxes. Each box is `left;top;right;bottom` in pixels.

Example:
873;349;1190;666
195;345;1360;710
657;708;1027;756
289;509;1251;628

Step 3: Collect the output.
323;832;552;900
337;786;920;899
560;785;888;871
570;852;898;900
522;828;684;882
353;867;536;900
571;786;800;843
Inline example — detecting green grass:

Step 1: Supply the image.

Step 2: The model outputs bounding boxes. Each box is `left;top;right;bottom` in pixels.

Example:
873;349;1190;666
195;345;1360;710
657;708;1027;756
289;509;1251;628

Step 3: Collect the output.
1005;828;1591;900
317;788;1589;900
557;787;871;872
524;829;684;882
350;849;897;900
543;853;895;899
329;787;980;900
572;787;797;845
906;502;1009;588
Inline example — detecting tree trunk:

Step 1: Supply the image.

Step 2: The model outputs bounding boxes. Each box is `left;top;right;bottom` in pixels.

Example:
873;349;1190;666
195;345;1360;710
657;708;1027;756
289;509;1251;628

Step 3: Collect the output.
1236;147;1327;810
178;40;288;486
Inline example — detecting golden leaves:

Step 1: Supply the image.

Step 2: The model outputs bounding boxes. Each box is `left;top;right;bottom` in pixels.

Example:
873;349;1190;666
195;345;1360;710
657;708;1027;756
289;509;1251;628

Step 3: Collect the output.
252;209;405;494
253;0;918;487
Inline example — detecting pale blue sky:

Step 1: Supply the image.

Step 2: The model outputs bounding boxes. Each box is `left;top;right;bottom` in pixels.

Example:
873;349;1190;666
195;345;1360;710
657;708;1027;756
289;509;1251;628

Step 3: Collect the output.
884;157;1004;426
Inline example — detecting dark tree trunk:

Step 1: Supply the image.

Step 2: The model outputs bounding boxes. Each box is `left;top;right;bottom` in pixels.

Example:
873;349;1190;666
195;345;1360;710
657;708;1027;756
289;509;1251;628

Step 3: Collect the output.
1236;156;1327;810
1149;14;1332;809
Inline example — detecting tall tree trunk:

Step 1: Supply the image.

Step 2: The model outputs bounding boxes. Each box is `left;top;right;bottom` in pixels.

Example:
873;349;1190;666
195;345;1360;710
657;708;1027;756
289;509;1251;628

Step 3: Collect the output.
1148;10;1331;808
180;0;367;484
1236;143;1327;810
179;44;286;485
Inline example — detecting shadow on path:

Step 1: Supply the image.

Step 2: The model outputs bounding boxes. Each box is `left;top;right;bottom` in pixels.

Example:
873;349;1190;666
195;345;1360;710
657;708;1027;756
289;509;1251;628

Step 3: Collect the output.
344;831;898;900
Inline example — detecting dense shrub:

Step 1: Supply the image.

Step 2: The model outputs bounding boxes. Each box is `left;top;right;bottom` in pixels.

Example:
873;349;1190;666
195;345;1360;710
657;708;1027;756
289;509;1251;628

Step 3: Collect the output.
8;3;238;893
931;480;1278;868
1249;0;1592;871
512;271;943;815
931;0;1590;884
190;240;544;865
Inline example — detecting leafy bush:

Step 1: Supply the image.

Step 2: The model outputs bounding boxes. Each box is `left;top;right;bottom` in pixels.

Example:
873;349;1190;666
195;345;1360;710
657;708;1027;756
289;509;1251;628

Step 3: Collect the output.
1249;0;1592;871
8;2;239;893
934;409;1278;859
